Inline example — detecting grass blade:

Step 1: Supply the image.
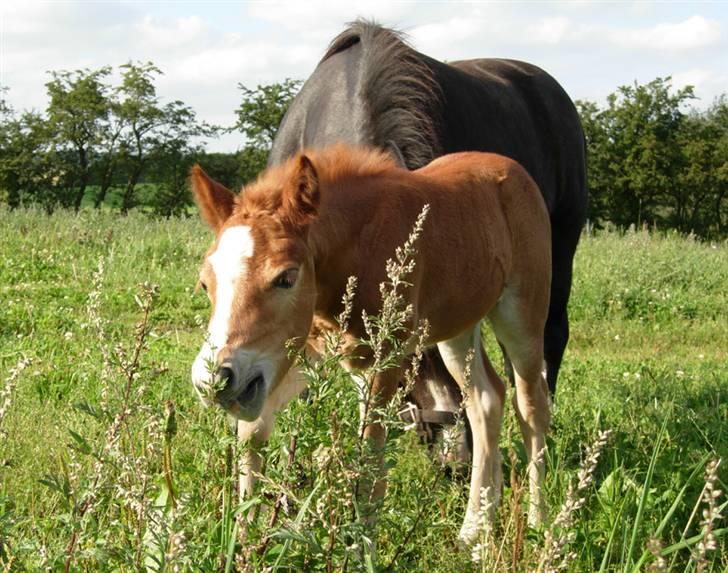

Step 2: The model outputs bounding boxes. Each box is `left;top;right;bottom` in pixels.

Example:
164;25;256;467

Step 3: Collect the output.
631;453;711;572
626;417;667;567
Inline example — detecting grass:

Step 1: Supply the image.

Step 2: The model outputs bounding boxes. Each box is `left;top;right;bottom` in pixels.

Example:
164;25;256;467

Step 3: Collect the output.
0;207;726;571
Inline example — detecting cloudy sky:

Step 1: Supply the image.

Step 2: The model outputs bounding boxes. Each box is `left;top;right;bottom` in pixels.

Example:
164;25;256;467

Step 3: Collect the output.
2;1;726;152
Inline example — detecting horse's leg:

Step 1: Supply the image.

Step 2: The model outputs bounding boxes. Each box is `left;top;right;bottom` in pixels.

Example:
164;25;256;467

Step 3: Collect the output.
436;323;505;543
543;219;582;396
488;289;550;527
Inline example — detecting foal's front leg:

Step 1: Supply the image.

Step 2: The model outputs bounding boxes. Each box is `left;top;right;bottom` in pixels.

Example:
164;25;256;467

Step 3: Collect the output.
237;368;309;511
359;366;403;508
437;323;505;544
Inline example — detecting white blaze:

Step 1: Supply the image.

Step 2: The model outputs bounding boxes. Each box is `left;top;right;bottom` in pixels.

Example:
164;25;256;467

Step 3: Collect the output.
208;226;254;350
191;226;254;392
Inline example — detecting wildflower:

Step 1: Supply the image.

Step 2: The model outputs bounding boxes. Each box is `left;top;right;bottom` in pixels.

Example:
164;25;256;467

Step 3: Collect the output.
693;459;723;572
538;429;611;573
0;357;32;438
647;538;667;572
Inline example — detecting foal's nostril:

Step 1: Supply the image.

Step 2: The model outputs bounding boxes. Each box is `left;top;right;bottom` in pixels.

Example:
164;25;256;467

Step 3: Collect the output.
217;366;235;393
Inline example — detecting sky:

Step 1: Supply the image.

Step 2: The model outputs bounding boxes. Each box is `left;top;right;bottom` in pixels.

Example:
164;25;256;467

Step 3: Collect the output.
2;1;727;152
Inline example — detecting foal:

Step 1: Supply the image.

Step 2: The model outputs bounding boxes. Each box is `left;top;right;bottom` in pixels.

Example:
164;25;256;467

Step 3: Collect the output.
190;145;551;542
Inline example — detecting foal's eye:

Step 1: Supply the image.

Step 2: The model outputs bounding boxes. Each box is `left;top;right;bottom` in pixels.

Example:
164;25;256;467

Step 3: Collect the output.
273;268;299;289
198;281;208;293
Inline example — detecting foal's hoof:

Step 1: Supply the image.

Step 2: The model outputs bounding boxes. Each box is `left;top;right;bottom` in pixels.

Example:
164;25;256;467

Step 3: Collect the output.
527;504;545;529
457;519;480;547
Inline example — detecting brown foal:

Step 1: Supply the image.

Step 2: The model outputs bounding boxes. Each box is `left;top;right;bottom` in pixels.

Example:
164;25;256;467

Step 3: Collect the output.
190;145;551;543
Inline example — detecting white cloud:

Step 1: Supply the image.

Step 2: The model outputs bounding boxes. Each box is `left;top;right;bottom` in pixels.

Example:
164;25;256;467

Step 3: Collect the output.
136;15;208;50
525;16;572;45
672;68;712;90
672;68;728;104
410;17;482;55
609;15;721;51
168;40;318;84
247;0;410;44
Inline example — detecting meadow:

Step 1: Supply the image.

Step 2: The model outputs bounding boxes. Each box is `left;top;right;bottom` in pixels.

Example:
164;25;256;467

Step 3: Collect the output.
0;207;726;572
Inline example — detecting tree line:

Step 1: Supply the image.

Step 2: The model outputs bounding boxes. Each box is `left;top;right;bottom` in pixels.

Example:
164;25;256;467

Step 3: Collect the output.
1;63;725;236
577;79;727;237
0;62;299;216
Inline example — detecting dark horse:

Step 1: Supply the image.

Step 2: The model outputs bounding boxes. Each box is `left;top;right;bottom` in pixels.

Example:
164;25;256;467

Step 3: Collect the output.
269;21;586;419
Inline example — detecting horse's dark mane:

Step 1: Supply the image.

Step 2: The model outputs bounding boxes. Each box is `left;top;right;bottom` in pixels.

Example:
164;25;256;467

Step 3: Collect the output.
322;20;441;169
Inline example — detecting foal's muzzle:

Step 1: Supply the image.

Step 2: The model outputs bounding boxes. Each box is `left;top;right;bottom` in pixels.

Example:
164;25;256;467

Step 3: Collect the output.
213;364;267;421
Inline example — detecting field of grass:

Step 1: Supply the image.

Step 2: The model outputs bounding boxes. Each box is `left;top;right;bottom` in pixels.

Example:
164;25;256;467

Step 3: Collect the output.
0;207;726;572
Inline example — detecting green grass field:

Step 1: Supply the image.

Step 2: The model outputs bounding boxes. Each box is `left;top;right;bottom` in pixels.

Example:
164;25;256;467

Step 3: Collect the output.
0;207;726;572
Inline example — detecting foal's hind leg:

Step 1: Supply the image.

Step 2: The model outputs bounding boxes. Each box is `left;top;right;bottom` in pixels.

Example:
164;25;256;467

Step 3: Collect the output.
488;288;550;527
437;323;505;543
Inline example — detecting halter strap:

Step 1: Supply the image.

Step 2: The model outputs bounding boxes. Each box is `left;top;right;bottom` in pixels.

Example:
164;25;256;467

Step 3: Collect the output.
397;402;459;440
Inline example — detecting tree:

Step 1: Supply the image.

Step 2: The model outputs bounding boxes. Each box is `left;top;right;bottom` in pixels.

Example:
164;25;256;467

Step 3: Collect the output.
677;97;728;235
575;99;610;224
148;105;214;217
45;67;112;210
93;89;125;208
194;151;245;190
0;89;21;207
233;79;301;180
0;89;63;210
115;62;166;212
115;62;215;212
578;78;696;230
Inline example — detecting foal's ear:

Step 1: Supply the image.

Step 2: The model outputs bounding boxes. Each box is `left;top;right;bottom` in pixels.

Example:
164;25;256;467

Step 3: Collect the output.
282;154;320;229
190;165;235;234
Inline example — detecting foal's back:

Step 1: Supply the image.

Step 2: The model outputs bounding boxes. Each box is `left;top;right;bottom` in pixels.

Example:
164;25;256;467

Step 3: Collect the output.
399;152;551;341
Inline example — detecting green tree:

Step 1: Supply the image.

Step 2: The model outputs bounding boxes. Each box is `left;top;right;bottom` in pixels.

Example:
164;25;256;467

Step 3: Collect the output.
0;90;62;210
116;62;166;212
575;99;610;224
0;89;21;207
45;67;112;210
578;78;696;230
92;90;125;208
194;151;245;190
234;79;301;181
147;107;213;217
116;62;215;212
677;97;728;235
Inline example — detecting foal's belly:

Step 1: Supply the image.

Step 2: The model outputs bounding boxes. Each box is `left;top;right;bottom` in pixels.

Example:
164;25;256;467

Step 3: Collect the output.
420;283;504;344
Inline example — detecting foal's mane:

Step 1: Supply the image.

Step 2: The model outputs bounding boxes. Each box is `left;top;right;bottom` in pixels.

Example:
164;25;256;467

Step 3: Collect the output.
322;20;442;169
236;146;398;218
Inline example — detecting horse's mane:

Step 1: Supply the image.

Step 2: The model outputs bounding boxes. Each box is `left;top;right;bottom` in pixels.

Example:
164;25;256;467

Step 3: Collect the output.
322;20;442;169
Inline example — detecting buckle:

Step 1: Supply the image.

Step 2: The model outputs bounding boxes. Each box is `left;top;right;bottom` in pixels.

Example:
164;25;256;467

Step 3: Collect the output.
398;401;421;430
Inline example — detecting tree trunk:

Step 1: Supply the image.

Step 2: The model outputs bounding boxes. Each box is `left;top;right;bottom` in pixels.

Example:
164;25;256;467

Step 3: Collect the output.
121;165;142;213
6;172;21;209
717;189;726;236
94;159;116;208
121;136;145;214
73;177;88;211
73;146;88;211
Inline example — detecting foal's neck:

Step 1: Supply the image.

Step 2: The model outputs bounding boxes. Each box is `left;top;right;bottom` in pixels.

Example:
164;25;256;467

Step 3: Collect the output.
305;173;382;318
